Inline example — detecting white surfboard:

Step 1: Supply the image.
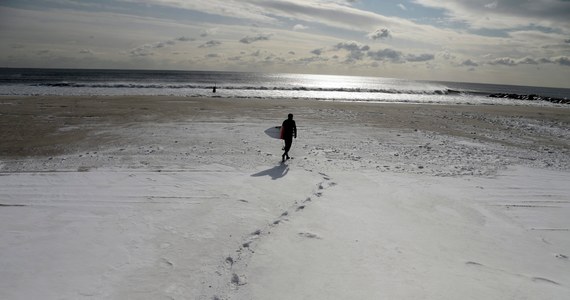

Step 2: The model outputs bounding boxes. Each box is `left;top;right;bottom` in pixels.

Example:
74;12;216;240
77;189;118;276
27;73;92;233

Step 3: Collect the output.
264;126;282;139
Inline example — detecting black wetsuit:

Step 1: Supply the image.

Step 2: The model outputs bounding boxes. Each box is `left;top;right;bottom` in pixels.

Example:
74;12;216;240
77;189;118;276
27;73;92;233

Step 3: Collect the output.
282;118;297;160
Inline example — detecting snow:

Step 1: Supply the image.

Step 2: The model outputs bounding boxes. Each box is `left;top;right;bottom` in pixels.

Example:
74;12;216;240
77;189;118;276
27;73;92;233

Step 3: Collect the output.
237;168;569;299
0;98;569;299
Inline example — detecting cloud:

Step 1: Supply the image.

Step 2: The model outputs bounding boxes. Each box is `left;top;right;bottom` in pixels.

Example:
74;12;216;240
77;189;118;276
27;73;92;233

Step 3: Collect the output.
555;56;570;66
129;43;159;57
484;1;498;9
486;56;570;66
413;0;570;30
398;3;407;11
489;57;517;66
334;41;370;61
366;48;435;63
129;36;195;57
440;50;456;60
334;41;370;52
289;51;296;55
199;40;222;48
37;50;51;55
239;33;272;44
251;0;428;36
129;47;153;57
518;57;539;65
155;40;176;48
325;41;435;64
176;36;195;42
200;28;218;37
368;28;392;40
461;59;479;67
295;56;330;64
367;48;403;62
79;49;94;55
311;48;324;55
293;24;308;31
406;53;435;62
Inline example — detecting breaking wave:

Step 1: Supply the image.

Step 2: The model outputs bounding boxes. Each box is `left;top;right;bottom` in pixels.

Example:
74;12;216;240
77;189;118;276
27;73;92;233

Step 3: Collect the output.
35;82;459;96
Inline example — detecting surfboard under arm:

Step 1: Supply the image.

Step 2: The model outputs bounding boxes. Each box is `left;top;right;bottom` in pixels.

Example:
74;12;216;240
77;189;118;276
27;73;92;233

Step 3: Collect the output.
264;126;282;139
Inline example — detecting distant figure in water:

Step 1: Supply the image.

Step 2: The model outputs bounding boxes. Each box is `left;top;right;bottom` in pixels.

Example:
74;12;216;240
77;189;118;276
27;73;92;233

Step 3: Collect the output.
212;84;216;93
281;113;297;162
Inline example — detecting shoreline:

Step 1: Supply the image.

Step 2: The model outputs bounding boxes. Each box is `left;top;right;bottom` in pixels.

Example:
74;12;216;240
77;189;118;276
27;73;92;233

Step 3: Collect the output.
1;95;568;174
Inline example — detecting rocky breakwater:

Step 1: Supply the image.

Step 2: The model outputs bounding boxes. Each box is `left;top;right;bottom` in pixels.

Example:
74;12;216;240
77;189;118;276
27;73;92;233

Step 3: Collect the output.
489;93;569;104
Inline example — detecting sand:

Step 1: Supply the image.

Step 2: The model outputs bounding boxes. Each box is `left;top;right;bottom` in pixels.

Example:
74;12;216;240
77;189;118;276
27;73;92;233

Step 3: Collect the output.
0;96;569;299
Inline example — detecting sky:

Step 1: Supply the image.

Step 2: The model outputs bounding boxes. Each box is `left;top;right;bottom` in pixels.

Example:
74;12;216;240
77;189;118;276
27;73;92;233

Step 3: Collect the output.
1;0;569;88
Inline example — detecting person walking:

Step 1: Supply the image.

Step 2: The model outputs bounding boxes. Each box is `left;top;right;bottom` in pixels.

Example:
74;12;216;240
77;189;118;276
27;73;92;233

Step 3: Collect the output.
281;113;297;162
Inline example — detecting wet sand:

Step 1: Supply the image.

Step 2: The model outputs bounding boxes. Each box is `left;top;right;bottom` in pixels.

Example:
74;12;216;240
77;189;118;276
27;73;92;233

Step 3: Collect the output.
1;96;568;159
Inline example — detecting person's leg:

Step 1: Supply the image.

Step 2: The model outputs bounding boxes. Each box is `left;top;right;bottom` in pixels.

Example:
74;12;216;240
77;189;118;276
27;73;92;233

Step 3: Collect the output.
283;138;292;161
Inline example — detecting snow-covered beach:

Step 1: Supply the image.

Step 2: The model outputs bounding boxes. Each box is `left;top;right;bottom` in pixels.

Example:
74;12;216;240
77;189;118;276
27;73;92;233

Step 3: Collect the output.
1;96;569;299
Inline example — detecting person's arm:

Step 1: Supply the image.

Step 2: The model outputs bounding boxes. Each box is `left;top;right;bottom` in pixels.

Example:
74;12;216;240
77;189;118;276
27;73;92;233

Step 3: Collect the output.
293;121;297;138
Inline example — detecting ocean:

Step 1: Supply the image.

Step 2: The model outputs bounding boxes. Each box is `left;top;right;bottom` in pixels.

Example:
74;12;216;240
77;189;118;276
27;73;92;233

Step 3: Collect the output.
0;68;568;105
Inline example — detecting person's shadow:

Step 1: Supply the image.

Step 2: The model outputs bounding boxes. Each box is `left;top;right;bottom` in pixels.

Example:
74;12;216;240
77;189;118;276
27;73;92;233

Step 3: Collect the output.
251;163;289;180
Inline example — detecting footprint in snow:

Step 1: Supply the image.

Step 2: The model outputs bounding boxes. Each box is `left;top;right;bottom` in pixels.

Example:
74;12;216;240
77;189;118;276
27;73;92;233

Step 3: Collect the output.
298;232;321;239
159;258;174;269
531;277;560;286
231;273;247;286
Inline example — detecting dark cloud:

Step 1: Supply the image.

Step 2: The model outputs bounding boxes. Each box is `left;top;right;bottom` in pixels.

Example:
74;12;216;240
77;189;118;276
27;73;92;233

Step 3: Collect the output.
288;51;296;55
486;56;570;66
239;34;272;44
199;40;222;48
155;40;176;48
555;56;570;66
129;36;194;57
311;48;324;55
461;59;479;67
331;42;434;64
334;41;370;61
367;48;403;62
538;58;553;64
176;36;195;42
368;28;392;40
295;56;329;64
334;41;370;52
406;53;434;62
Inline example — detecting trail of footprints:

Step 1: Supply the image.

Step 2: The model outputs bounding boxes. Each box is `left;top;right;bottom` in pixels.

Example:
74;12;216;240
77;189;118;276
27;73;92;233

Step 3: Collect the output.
210;172;336;299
